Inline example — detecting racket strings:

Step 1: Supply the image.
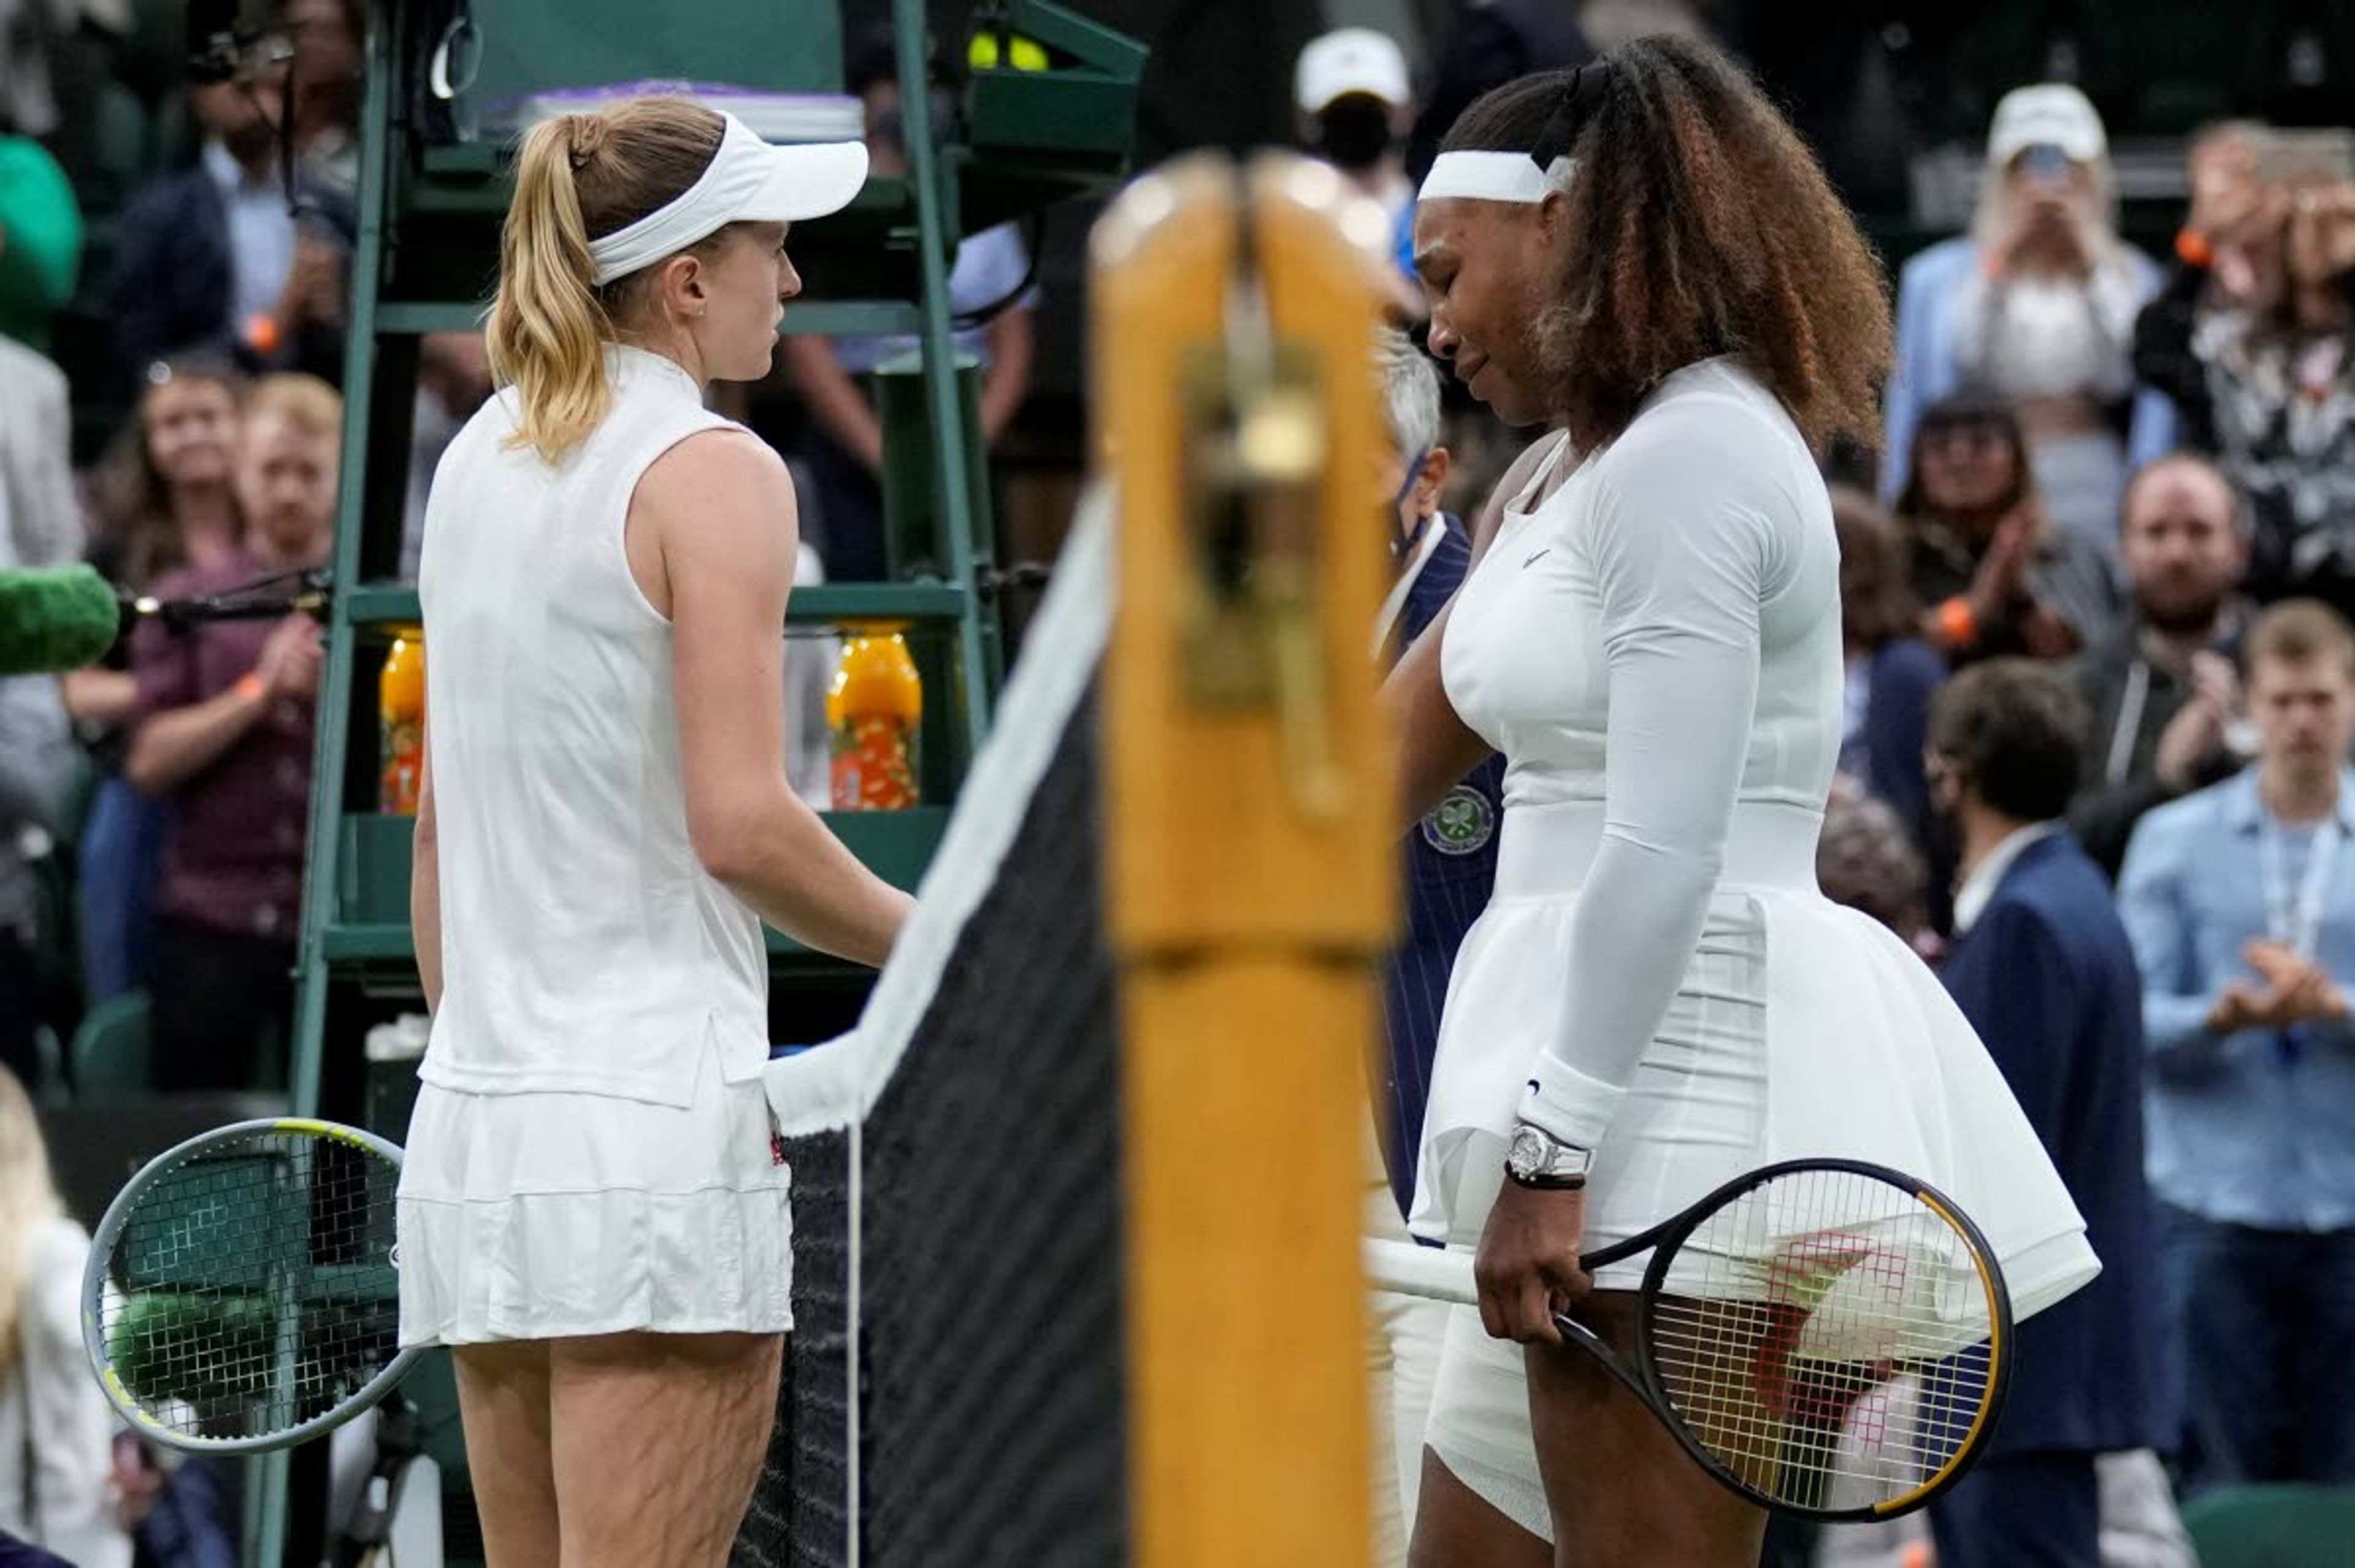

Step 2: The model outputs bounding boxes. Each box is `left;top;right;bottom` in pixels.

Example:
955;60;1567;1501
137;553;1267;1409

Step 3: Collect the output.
97;1130;402;1442
1640;1166;2000;1511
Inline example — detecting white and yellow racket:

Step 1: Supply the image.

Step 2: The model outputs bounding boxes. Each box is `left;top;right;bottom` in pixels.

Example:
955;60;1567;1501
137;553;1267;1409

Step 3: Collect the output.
82;1119;418;1453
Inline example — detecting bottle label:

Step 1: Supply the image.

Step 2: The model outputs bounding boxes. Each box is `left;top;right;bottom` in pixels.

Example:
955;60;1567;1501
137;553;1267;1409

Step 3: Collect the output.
381;721;424;814
830;715;918;811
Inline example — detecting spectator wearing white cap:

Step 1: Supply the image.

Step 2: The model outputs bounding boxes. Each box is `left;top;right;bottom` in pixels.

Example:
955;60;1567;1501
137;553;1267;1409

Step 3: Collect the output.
1296;27;1415;224
1885;83;2177;574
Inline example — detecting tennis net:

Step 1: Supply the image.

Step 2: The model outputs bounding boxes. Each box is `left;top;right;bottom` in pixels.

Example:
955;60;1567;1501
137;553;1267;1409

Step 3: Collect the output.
733;491;1124;1568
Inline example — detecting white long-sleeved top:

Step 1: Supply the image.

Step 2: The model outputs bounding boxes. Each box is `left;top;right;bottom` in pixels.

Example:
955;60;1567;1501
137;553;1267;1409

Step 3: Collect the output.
1417;362;2096;1324
1441;357;1842;1148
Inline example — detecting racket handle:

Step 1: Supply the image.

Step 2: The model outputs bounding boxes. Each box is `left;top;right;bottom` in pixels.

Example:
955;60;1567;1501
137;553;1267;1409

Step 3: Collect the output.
1363;1239;1477;1306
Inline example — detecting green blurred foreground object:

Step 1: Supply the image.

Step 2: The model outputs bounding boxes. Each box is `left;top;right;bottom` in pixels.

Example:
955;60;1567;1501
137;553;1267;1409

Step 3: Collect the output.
0;564;120;676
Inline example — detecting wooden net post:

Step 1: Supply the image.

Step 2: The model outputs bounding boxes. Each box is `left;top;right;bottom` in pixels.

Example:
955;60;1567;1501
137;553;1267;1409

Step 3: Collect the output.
1095;153;1401;1566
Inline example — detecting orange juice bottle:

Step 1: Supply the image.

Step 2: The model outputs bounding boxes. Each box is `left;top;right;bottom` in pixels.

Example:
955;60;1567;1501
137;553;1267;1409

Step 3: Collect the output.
379;627;426;814
826;625;922;811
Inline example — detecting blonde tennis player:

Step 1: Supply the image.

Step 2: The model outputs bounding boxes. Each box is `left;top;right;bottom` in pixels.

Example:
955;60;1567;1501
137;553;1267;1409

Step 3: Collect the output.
1391;40;2099;1566
398;97;911;1568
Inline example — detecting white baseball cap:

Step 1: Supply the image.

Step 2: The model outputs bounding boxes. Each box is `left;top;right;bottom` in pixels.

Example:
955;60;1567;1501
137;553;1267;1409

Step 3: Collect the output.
1986;83;2107;167
1295;28;1411;115
587;112;870;285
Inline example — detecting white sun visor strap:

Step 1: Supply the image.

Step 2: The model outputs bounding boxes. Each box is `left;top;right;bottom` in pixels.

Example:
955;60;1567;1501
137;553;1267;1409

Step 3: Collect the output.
586;113;790;286
1417;150;1577;205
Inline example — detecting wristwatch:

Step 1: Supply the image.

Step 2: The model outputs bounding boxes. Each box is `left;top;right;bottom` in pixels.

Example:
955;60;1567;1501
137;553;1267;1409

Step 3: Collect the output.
1504;1123;1593;1190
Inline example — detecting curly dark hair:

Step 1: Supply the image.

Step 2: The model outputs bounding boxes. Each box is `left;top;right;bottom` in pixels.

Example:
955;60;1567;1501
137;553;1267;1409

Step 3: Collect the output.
1440;36;1893;454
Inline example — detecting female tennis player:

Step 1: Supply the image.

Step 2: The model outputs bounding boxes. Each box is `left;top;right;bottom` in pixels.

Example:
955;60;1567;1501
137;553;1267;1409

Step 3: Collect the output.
1391;40;2100;1566
399;97;911;1567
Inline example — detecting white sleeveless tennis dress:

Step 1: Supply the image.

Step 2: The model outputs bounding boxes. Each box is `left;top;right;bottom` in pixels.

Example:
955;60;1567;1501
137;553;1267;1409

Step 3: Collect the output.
395;345;792;1346
1412;359;2099;1532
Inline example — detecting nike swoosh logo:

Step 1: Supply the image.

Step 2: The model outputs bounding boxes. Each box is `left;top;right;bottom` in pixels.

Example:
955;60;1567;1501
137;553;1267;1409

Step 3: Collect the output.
1523;548;1551;568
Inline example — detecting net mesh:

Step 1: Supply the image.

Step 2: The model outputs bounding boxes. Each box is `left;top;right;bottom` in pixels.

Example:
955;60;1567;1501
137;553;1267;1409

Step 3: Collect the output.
735;508;1125;1567
1642;1165;2002;1515
737;1129;852;1566
94;1126;404;1444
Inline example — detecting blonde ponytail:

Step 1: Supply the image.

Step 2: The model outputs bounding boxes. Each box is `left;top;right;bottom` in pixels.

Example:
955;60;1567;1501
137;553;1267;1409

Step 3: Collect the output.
487;113;614;465
484;98;727;465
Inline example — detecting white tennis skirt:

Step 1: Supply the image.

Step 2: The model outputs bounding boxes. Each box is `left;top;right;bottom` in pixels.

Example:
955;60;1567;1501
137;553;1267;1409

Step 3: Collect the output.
1409;800;2097;1315
1410;800;2100;1535
396;1043;795;1347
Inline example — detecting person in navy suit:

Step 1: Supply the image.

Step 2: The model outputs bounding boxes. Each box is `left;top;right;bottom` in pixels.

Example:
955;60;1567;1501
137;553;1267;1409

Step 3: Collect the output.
1372;326;1505;1217
1924;658;2174;1568
1366;326;1506;1550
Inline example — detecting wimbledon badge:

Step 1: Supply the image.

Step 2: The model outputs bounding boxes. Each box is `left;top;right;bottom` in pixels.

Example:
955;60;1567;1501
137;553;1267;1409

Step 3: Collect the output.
1420;784;1495;857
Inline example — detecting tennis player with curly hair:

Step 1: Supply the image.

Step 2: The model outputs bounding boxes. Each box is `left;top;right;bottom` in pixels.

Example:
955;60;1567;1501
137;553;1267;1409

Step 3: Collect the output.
1390;39;2099;1566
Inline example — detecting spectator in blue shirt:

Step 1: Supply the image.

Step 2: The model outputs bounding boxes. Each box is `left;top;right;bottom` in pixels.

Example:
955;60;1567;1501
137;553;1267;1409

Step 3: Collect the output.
2117;597;2355;1495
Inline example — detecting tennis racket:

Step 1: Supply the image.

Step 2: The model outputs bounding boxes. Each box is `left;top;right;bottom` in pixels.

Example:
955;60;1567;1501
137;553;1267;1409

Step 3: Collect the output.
82;1118;420;1454
1366;1158;2012;1521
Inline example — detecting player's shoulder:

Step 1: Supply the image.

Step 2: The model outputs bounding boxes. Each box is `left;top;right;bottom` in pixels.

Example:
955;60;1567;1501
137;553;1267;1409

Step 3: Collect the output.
1605;360;1797;471
638;425;794;512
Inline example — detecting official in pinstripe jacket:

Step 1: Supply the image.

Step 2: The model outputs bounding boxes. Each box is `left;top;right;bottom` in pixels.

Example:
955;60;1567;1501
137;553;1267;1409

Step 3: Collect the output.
1373;329;1506;1218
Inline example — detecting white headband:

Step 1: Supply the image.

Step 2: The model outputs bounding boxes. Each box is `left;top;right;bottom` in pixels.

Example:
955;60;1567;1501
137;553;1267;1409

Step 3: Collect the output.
585;111;869;286
1417;150;1577;205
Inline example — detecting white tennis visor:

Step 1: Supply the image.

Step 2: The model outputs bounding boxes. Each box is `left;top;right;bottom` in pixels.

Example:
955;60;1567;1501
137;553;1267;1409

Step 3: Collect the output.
588;110;870;286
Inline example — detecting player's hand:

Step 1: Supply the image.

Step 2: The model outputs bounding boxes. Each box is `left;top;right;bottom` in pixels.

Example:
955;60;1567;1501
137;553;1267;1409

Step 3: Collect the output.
1475;1177;1591;1346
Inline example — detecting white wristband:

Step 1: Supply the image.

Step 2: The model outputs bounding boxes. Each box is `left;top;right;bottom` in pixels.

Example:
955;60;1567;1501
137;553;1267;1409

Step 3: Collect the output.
1517;1057;1623;1151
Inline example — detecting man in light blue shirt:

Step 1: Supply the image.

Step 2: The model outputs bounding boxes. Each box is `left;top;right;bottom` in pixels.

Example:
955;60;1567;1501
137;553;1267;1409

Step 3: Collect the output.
2116;598;2355;1494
